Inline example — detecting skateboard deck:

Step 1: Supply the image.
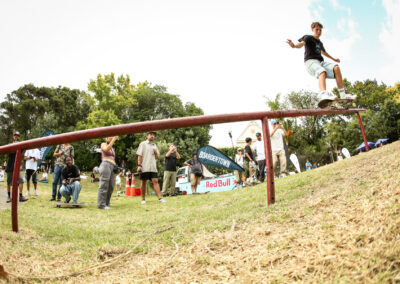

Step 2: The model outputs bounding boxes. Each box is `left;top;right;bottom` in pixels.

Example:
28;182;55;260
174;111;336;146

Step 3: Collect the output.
318;98;355;109
56;202;87;208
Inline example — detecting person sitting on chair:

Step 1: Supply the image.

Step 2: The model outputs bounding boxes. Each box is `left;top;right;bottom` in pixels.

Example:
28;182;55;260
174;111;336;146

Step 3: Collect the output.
60;157;81;204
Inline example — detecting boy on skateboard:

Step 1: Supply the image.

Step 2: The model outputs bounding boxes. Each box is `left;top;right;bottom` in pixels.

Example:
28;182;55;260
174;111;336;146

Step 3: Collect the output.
287;22;356;108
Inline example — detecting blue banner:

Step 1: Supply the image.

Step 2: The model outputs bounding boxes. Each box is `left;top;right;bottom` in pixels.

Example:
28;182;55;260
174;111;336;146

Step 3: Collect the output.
197;145;244;172
37;130;55;166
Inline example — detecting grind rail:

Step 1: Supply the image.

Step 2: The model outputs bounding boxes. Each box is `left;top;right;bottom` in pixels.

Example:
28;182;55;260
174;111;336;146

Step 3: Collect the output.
0;108;368;232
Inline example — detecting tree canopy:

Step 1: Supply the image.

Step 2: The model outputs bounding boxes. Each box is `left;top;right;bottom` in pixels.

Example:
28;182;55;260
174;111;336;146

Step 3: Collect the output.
265;79;400;170
0;74;211;179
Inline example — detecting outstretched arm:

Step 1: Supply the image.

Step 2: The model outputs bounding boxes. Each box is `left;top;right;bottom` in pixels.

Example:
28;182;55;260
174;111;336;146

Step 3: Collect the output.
287;39;306;49
321;50;340;63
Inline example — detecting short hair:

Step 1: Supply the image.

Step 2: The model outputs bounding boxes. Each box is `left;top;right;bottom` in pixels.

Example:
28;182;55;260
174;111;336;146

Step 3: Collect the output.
311;22;323;29
245;137;252;143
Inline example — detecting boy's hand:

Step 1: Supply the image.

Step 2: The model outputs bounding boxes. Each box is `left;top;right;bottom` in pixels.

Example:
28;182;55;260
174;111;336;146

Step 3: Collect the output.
286;39;295;48
333;58;340;63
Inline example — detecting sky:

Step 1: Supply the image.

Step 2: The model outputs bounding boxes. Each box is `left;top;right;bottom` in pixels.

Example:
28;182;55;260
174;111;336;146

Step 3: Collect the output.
0;0;399;146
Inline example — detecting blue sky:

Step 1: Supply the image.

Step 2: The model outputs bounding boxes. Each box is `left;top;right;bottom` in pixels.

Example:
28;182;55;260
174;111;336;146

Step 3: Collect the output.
0;0;399;146
309;0;389;83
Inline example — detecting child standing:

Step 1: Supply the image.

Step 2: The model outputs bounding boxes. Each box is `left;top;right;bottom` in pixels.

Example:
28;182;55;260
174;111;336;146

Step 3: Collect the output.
287;22;356;107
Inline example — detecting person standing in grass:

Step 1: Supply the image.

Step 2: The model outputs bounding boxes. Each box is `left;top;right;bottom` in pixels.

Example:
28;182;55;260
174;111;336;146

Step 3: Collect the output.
234;148;244;187
52;142;74;201
243;137;256;185
115;169;122;196
184;153;204;194
5;131;28;203
253;132;266;182
305;160;312;171
24;147;41;196
270;120;288;177
137;131;166;204
98;136;118;210
161;143;181;196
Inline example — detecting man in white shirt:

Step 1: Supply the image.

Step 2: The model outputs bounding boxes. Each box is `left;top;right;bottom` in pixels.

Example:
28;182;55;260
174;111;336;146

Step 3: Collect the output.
253;132;266;182
24;148;41;196
270;120;288;177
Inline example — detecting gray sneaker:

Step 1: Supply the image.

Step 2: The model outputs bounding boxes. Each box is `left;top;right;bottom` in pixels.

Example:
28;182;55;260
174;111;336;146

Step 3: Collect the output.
158;198;166;203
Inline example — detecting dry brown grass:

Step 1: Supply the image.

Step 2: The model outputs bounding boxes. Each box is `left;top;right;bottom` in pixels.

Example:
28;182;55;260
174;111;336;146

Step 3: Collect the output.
2;141;400;283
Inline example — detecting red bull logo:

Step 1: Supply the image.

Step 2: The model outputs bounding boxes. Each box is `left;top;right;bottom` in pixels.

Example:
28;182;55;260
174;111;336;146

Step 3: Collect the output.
206;178;231;188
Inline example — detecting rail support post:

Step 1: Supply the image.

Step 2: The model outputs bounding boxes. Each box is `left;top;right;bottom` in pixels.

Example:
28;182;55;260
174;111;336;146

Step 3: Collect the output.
11;149;22;232
356;112;369;152
262;117;275;205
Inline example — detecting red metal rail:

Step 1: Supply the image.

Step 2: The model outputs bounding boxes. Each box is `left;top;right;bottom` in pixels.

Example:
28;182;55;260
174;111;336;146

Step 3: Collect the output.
0;108;367;232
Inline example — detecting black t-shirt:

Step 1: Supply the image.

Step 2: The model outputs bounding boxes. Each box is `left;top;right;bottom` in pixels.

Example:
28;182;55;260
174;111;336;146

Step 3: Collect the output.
185;158;202;174
61;165;80;183
5;152;16;173
244;145;254;162
298;35;326;62
165;152;178;171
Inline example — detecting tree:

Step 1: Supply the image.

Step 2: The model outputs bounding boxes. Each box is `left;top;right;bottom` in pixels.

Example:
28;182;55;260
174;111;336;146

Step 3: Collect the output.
81;74;211;180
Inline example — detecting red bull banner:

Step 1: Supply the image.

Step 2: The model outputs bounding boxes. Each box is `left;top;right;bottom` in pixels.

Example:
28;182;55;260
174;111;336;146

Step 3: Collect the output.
179;174;236;194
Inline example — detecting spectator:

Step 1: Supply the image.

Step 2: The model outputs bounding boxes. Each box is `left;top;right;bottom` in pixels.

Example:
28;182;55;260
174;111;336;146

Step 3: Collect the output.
136;131;165;204
46;159;52;174
127;169;132;186
306;160;312;171
337;153;343;161
234;148;244;187
98;136;118;210
5;131;28;203
270;120;288;177
90;169;96;183
51;143;74;201
115;169;122;196
59;157;81;204
121;160;126;176
0;167;4;182
137;131;166;204
161;143;181;196
24;147;41;196
253;132;266;182
243;137;256;185
184;153;204;194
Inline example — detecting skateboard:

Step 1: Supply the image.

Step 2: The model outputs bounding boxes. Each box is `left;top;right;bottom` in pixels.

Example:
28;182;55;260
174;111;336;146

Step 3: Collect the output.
318;98;355;109
56;202;86;208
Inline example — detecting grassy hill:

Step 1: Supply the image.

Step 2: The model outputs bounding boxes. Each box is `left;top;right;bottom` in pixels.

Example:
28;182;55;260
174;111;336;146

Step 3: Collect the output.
0;141;399;283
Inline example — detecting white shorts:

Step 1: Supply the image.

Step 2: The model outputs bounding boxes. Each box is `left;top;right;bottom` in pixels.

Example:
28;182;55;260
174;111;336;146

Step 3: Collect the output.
116;176;121;185
305;59;337;79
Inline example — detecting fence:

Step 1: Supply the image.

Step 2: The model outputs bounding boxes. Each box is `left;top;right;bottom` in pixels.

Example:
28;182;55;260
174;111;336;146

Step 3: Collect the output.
0;108;367;232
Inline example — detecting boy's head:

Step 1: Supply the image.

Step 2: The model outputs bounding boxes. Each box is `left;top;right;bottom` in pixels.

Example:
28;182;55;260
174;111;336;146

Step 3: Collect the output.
245;137;252;144
311;22;323;38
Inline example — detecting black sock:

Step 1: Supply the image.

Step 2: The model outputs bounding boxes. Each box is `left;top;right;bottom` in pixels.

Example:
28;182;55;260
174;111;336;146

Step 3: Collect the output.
8;192;10;198
19;193;22;198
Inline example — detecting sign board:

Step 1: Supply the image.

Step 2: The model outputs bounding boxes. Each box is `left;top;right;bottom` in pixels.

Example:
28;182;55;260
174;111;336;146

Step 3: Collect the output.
179;174;236;194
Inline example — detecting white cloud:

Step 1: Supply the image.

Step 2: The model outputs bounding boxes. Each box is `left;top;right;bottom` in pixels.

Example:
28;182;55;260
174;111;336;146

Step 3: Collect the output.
379;0;400;85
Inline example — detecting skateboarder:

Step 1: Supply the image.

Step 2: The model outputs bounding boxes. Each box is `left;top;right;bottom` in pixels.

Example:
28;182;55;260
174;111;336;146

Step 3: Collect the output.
287;22;356;107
